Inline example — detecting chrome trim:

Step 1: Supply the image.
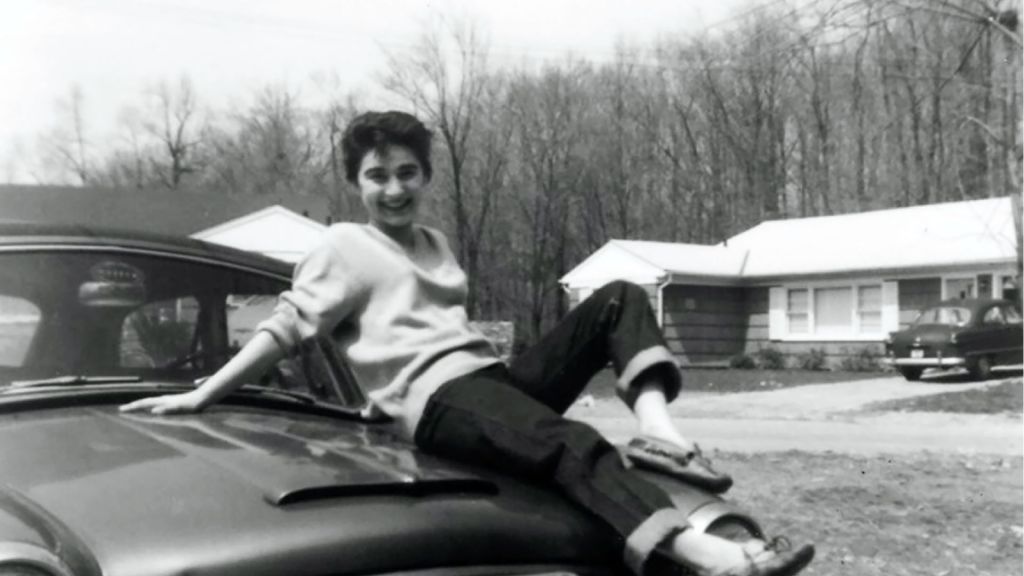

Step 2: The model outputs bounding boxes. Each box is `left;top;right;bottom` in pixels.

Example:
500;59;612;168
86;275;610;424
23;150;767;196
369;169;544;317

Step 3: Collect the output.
0;541;73;576
885;357;966;367
0;244;291;282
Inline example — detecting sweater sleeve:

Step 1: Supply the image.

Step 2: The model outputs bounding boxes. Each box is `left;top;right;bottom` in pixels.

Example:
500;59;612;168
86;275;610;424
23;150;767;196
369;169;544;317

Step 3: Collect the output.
256;230;362;353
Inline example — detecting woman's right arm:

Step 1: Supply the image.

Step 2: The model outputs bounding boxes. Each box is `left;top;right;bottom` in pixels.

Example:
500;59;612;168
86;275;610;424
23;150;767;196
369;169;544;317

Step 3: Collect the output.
120;228;360;416
119;331;286;415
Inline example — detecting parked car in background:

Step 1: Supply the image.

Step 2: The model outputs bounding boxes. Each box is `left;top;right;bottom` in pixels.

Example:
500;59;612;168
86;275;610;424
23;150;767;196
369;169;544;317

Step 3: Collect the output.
884;298;1023;381
0;222;762;576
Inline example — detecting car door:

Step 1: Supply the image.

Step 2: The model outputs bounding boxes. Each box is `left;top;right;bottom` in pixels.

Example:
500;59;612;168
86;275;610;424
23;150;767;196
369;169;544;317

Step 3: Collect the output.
996;304;1024;365
977;304;1018;365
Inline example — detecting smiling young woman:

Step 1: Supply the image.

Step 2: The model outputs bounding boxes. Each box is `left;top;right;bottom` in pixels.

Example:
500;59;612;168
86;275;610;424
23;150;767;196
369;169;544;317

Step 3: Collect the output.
121;110;814;576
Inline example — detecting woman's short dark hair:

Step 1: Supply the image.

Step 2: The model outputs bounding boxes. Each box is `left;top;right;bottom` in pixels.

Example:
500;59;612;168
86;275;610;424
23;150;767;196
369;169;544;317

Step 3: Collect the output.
342;111;433;184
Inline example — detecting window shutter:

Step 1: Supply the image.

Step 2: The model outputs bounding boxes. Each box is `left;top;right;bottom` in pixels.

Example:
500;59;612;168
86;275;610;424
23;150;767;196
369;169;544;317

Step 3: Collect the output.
881;281;899;333
768;286;785;340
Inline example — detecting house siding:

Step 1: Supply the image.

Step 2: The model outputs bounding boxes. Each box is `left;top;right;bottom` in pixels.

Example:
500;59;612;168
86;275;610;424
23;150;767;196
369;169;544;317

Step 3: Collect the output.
662;285;747;365
898;277;941;328
568;283;658;315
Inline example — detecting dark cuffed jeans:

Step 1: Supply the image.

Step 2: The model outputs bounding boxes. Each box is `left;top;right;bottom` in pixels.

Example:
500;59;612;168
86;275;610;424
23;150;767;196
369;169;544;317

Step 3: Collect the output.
414;281;691;575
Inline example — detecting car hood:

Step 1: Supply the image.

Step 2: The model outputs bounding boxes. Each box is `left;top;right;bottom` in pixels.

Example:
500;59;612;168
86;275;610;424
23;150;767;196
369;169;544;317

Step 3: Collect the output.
0;405;616;576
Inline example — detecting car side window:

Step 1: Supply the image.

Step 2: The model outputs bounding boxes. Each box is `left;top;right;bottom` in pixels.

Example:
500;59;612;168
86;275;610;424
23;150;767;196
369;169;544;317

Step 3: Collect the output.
0;295;41;367
120;297;200;367
1002;305;1022;325
982;307;1006;326
226;294;276;349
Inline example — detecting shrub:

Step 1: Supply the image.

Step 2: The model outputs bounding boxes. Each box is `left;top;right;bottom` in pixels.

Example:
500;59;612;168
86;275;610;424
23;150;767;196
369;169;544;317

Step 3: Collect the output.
796;347;829;371
755;346;787;370
729;353;757;369
838;346;883;372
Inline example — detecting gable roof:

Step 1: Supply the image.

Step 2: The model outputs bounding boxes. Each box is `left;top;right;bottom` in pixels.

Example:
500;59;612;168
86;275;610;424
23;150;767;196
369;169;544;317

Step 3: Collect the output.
562;196;1017;286
192;205;327;262
0;184;332;238
560;240;748;287
727;196;1015;277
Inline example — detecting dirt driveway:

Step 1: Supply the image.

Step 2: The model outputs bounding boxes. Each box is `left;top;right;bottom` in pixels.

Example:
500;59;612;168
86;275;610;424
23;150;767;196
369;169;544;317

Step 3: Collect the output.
568;375;1023;456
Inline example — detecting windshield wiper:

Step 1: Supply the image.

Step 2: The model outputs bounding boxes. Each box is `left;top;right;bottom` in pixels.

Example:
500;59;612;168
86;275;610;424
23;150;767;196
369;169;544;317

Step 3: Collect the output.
9;375;144;389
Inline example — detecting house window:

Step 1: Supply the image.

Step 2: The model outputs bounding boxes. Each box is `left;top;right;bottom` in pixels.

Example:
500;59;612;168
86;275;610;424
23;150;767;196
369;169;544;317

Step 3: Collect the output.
944;277;975;300
857;285;882;333
999;274;1020;303
814;287;853;335
782;282;883;338
787;289;809;333
977;274;993;298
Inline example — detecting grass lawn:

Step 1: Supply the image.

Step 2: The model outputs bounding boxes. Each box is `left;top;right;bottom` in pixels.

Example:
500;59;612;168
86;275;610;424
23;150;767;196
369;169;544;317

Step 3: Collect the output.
718;451;1022;576
866;378;1024;415
584;367;884;398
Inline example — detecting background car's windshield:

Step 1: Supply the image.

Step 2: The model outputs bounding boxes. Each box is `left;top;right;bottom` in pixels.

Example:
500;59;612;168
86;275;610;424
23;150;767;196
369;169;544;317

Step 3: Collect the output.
0;250;362;407
913;306;972;327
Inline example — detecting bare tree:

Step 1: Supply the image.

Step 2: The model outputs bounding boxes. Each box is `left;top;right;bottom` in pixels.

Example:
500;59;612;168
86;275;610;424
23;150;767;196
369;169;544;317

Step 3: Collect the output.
381;16;494;316
144;77;204;190
506;63;591;339
39;85;92;185
203;85;323;197
320;93;360;222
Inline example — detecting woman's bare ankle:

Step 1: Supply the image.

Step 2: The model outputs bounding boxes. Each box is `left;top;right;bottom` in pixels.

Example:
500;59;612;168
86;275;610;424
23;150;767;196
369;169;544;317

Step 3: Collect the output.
633;383;697;452
638;425;696;453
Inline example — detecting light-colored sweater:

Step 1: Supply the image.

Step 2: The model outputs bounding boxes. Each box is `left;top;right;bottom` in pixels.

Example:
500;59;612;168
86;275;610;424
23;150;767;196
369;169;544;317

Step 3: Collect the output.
256;223;501;437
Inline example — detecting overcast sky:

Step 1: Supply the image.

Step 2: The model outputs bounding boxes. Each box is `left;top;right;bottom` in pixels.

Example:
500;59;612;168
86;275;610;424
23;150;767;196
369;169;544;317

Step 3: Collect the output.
1;0;760;182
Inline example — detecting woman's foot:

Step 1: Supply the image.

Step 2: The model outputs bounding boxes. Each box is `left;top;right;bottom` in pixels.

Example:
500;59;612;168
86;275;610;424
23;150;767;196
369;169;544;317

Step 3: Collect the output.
630;381;732;492
669;533;815;576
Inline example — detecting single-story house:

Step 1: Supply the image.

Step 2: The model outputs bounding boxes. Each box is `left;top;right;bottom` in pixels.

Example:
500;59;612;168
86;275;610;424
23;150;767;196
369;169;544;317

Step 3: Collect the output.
191;205;327;263
560;196;1021;366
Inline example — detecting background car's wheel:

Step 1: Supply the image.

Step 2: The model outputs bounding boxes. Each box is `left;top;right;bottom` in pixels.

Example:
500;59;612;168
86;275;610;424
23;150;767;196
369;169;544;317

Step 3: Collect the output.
969;356;993;381
898;367;923;381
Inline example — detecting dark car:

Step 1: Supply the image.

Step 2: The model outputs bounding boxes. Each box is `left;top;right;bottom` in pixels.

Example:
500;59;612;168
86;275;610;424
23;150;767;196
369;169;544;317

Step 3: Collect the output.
0;223;762;576
884;298;1023;381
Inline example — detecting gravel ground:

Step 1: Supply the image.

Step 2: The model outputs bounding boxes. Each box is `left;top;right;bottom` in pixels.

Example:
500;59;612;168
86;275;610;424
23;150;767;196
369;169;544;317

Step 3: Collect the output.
570;373;1023;575
568;375;1023;455
719;451;1022;576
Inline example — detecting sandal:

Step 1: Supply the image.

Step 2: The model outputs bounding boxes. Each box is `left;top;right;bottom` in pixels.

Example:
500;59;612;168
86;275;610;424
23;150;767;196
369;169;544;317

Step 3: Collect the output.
624;435;733;493
708;537;815;576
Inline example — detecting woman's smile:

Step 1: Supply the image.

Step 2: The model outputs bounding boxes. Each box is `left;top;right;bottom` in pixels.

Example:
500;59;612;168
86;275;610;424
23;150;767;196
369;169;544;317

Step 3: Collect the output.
356;145;428;237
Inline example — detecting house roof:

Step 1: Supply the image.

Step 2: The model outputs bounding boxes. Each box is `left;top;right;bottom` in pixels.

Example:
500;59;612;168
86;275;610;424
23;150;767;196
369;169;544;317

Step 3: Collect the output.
562;197;1018;286
0;185;333;238
192;205;327;263
727;196;1016;277
560;240;748;287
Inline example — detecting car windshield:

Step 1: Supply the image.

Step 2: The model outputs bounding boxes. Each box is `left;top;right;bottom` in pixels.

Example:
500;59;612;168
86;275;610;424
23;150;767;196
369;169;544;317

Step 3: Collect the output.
0;249;364;408
913;305;972;327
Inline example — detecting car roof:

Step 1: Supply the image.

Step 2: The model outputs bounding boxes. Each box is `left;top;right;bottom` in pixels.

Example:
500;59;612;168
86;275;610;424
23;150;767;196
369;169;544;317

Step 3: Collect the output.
0;220;295;277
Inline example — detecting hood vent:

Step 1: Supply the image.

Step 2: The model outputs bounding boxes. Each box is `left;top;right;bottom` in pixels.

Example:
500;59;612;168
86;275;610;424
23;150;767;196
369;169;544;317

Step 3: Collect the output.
272;477;498;506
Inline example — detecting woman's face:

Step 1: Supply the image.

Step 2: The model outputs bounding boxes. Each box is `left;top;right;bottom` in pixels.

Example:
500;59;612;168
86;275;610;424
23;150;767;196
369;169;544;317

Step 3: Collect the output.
356;145;427;233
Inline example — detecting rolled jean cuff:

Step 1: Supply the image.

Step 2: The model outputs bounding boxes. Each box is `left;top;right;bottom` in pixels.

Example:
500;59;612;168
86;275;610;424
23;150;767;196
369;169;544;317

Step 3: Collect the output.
623;508;691;575
617;346;682;408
